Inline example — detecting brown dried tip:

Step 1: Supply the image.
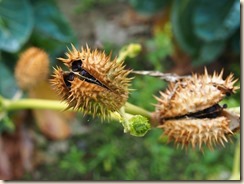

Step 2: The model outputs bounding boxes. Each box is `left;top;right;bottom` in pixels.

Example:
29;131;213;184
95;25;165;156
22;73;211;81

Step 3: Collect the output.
15;47;50;90
154;68;239;150
50;44;132;119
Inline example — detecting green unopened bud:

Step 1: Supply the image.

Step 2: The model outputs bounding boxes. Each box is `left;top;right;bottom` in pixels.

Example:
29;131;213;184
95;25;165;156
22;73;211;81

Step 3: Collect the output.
128;115;151;137
125;43;142;58
117;43;142;63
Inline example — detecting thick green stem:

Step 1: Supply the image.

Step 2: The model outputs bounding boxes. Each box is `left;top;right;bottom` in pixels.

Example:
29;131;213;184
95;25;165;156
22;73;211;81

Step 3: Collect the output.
124;102;152;119
229;139;240;180
2;98;68;111
1;97;152;120
0;97;240;128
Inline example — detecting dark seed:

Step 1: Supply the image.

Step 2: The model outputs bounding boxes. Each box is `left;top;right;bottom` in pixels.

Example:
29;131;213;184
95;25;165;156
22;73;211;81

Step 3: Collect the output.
207;113;218;118
226;92;231;97
63;72;75;88
184;104;222;119
204;104;219;114
223;104;228;109
80;69;92;78
79;69;109;90
71;59;82;72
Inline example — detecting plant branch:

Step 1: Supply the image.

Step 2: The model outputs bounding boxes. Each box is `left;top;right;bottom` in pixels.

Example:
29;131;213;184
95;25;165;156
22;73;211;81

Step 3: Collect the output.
2;98;68;111
131;70;190;82
229;138;240;180
0;97;152;120
124;102;152;119
0;97;240;133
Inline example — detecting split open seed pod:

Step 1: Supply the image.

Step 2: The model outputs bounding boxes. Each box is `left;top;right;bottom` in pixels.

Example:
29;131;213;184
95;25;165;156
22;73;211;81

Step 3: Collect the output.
50;45;132;118
153;68;239;150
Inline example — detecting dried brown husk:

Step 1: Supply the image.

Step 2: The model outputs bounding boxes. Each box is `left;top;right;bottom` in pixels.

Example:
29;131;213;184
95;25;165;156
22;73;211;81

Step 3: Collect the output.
154;69;239;150
50;45;132;118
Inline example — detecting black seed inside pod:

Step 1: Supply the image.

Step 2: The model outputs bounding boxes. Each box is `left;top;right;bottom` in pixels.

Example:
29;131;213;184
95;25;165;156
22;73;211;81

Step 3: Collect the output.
222;104;228;109
167;104;224;121
72;59;83;72
63;72;75;88
80;69;94;79
226;92;231;97
79;69;109;90
188;104;223;119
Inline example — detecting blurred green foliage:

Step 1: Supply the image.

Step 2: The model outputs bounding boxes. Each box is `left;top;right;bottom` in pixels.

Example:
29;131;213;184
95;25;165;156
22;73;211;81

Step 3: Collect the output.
0;0;76;96
24;122;238;180
74;0;113;13
129;0;170;15
0;0;76;132
129;0;240;66
171;0;240;65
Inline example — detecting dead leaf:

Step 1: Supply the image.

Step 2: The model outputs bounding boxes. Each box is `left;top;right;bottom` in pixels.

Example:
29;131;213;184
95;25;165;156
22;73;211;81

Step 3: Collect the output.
0;122;34;180
28;81;75;140
33;110;71;140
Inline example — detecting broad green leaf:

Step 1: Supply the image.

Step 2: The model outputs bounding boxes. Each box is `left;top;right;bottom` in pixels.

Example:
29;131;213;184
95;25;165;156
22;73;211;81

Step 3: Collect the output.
193;0;240;42
192;41;225;66
0;0;33;52
171;0;240;66
171;0;200;55
229;29;240;54
31;0;75;42
30;31;77;65
0;113;15;133
0;61;18;98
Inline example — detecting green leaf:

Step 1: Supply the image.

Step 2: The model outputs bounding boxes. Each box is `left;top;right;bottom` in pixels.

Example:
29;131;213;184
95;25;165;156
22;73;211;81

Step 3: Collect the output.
129;0;170;15
0;0;33;52
229;29;240;54
171;0;200;55
31;0;75;42
0;113;15;133
193;0;240;42
0;61;18;98
30;32;77;63
192;41;225;66
171;0;240;66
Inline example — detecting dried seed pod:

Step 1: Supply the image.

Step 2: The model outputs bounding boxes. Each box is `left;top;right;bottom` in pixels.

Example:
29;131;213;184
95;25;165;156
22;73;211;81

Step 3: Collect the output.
158;115;233;150
50;45;132;118
155;68;238;119
154;69;239;149
15;47;49;90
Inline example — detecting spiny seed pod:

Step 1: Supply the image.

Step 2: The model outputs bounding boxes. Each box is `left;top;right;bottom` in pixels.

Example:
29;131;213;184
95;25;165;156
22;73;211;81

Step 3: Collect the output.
15;47;49;90
50;45;132;118
154;68;239;150
159;116;233;150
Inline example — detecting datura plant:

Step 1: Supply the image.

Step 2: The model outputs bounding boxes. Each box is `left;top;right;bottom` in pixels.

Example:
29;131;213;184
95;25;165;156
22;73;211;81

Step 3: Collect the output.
0;44;240;151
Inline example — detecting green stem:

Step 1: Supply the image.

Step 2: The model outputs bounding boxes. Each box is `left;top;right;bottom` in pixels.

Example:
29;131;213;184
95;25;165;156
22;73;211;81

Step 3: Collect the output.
229;138;240;180
1;97;152;119
125;102;152;119
0;97;240;126
2;98;68;111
